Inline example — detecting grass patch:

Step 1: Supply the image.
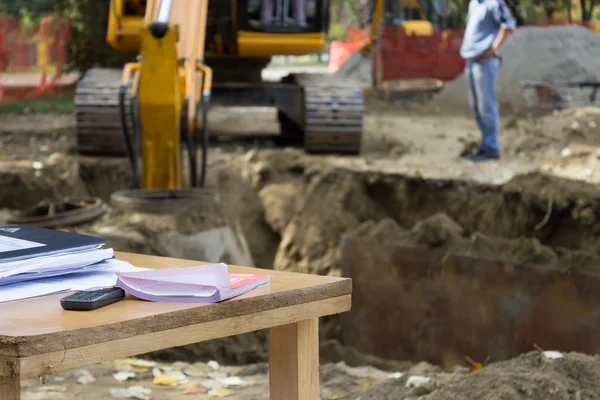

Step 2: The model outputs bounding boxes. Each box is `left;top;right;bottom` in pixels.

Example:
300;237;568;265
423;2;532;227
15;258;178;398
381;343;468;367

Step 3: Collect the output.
0;93;75;114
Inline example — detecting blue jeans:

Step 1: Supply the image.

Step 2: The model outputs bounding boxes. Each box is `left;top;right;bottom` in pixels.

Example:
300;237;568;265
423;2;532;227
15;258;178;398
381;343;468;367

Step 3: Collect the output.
466;56;501;152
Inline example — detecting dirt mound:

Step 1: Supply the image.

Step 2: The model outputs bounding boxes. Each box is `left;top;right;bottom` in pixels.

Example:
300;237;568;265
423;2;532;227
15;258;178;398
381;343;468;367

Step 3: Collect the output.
501;107;600;157
269;162;600;279
350;213;559;266
431;25;600;114
274;171;390;276
0;157;87;210
258;182;302;234
0;113;75;158
347;351;600;400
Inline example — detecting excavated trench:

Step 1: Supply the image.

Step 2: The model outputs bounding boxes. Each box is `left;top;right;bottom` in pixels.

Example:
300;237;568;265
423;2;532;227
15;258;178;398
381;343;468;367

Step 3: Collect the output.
2;149;600;364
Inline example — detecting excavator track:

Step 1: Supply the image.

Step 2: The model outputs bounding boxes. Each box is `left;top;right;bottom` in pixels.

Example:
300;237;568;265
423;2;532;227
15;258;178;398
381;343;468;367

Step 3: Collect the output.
74;69;365;156
74;68;133;155
301;84;364;154
279;72;365;154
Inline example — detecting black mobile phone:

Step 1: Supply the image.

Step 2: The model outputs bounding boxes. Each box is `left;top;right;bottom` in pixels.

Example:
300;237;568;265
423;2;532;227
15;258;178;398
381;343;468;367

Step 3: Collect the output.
60;287;125;311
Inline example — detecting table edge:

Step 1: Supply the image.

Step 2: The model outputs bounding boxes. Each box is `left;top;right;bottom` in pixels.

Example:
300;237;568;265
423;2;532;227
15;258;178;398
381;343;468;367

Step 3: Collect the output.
0;278;352;358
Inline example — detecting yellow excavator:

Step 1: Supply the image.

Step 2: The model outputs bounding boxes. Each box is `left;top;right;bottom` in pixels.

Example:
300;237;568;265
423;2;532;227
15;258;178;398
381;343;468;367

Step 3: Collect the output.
74;0;376;190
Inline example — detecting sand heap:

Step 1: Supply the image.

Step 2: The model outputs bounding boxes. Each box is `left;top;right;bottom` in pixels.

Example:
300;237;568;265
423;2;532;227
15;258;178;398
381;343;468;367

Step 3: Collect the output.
432;25;600;114
349;351;600;400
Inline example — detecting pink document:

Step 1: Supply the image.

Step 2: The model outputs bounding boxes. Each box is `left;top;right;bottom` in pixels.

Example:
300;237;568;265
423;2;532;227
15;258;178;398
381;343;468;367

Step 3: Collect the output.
115;263;270;303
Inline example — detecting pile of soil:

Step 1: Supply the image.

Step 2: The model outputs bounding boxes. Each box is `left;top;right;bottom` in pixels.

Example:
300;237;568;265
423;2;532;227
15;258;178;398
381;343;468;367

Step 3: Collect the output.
0;114;83;210
274;170;390;276
0;113;75;159
0;157;87;210
349;213;600;271
493;106;600;160
350;351;600;400
432;25;600;114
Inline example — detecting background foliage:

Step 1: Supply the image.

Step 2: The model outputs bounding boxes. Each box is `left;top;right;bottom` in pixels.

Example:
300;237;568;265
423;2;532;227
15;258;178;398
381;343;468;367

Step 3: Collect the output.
1;0;598;71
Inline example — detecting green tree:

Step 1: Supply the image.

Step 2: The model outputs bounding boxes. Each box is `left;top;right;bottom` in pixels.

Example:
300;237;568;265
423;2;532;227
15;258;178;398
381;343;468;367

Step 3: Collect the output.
580;0;597;21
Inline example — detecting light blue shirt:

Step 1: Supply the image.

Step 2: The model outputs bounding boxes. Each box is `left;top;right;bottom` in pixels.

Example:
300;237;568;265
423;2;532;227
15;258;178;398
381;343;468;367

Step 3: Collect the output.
460;0;516;60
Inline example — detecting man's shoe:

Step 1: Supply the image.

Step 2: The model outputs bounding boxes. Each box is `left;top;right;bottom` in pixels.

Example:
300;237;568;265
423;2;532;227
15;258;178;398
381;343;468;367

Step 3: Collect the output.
463;148;500;162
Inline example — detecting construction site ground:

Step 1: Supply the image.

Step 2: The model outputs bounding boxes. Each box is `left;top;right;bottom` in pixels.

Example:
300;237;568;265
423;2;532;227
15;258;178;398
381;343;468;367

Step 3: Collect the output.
4;56;600;398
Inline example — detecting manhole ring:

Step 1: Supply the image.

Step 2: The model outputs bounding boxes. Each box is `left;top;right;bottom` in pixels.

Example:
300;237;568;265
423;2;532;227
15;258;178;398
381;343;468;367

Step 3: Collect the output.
8;197;106;228
110;188;220;214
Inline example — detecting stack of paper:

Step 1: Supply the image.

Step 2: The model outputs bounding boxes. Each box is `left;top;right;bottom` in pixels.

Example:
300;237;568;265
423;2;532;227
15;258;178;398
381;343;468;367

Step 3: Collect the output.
0;259;146;303
0;225;144;303
116;263;270;303
0;248;116;286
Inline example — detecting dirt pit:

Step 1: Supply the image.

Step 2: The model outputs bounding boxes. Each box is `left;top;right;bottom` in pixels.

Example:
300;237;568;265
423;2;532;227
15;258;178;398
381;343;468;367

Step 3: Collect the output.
6;145;600;369
20;351;600;400
4;87;600;398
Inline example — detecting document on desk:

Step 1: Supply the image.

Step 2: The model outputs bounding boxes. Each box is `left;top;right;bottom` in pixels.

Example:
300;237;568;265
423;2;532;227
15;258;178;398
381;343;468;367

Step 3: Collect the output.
116;263;270;303
0;259;147;303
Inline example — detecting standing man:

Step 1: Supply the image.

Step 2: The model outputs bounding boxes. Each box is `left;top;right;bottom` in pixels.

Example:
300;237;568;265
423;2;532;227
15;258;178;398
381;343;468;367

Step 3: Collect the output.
459;0;516;162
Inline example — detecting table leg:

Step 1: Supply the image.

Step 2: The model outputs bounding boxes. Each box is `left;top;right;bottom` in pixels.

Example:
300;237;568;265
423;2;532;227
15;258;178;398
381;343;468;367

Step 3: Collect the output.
269;318;319;400
0;377;20;400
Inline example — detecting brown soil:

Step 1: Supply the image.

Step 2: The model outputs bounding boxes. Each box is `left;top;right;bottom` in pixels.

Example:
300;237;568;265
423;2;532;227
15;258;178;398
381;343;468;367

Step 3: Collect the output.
20;351;600;400
248;154;600;277
4;82;600;383
349;213;600;272
351;352;600;400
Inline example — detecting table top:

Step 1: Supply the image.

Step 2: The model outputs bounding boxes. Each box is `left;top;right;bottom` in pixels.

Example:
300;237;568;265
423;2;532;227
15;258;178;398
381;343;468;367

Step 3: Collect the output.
0;252;351;358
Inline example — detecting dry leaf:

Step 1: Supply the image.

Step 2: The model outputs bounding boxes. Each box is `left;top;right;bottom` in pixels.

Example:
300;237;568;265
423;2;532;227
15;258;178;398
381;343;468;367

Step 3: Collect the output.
193;362;213;373
183;385;209;395
153;375;179;386
209;388;234;397
362;380;376;389
109;386;151;400
201;379;224;390
114;358;138;366
113;371;136;382
219;376;244;387
75;369;96;385
470;363;483;372
131;359;157;368
405;376;431;388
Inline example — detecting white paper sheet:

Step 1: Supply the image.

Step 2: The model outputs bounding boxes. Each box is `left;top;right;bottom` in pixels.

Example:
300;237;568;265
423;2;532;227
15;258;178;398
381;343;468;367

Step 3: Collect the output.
0;259;147;303
0;248;115;278
118;278;218;297
0;235;46;253
117;263;230;287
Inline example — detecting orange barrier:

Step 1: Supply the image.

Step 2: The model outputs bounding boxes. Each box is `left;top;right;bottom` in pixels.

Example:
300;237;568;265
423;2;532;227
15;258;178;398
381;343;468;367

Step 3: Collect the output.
333;22;597;84
0;14;75;101
373;26;465;83
346;28;369;43
328;38;370;73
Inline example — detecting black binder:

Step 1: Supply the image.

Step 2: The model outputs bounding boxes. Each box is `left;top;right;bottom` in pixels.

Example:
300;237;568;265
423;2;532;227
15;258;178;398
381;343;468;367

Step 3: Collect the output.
0;225;107;262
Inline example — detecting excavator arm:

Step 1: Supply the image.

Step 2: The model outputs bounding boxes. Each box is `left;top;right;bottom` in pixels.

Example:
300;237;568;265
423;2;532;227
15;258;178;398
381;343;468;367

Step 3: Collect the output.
363;0;385;55
81;0;213;190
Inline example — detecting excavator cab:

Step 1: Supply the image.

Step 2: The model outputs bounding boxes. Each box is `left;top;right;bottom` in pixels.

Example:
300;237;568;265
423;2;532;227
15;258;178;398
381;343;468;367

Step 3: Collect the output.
243;0;326;32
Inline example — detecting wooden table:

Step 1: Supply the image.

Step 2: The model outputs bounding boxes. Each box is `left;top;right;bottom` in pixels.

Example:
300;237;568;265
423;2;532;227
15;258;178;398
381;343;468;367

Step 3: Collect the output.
0;252;352;400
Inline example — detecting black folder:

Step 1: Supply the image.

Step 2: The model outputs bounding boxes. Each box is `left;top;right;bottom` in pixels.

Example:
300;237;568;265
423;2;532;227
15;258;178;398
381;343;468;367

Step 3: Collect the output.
0;225;106;262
